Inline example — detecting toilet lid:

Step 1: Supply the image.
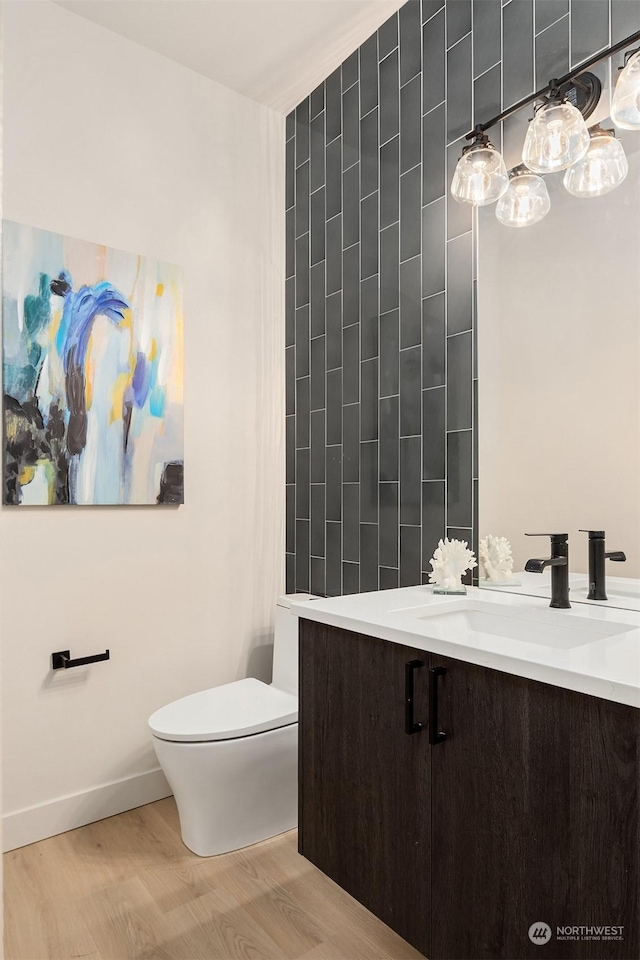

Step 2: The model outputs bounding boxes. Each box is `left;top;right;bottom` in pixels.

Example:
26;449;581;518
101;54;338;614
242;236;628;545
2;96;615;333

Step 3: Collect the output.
148;678;298;743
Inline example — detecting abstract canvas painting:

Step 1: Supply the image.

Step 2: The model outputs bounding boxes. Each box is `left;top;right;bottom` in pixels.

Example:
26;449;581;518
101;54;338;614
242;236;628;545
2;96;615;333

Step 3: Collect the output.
3;221;184;505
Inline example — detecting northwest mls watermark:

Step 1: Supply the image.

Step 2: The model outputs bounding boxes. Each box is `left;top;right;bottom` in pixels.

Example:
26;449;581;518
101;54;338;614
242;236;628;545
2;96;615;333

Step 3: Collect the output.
528;922;625;945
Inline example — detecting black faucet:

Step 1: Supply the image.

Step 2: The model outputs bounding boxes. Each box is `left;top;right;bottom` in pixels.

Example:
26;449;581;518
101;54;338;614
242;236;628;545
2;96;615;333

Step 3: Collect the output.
524;533;571;609
579;530;626;601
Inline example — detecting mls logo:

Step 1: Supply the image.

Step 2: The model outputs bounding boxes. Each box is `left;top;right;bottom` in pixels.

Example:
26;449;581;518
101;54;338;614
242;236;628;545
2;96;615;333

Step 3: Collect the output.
528;922;552;945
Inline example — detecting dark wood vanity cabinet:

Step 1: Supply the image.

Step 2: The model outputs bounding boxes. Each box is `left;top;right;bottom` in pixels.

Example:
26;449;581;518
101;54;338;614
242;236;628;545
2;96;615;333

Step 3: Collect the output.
298;619;640;960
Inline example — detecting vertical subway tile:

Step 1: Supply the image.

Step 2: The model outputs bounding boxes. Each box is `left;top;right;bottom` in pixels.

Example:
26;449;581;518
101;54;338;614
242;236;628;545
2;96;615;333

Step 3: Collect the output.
379;482;399;567
310;261;326;337
361;108;379;197
310;112;325;191
422;198;445;296
379;12;399;60
400;255;422;348
360;441;379;523
326;137;342;219
296;449;310;518
343;244;361;328
311;187;325;265
400;436;421;525
310;412;326;489
474;63;501;126
326;446;342;520
310;336;326;411
400;525;422;587
380;566;399;589
361;192;379;279
310;82;325;120
310;557;326;597
342;83;360;170
423;9;445;113
286;110;296;140
286;414;295;483
343;322;360;404
400;346;422;437
343;483;360;561
326;369;342;444
361;358;379;441
422;0;444;21
343;403;360;482
422;387;446;479
286;345;295;416
286;137;295;209
571;0;608;66
447;231;473;334
536;0;568;34
295;305;310;377
422;104;445;205
380;309;400;397
326;215;342;294
296;98;310;166
311;484;325;556
612;0;640;43
380;395;400;482
286;484;295;553
343;562;360;595
447;430;473;527
285;276;295;347
422;292;446;388
400;165;422;260
400;74;422;173
422;481;445;565
295;233;309;306
447;0;471;47
295;521;310;591
326;521;342;595
503;0;534;104
326;292;343;369
295;377;310;448
342;50;359;90
361;275;379;360
447;34;472;143
400;0;422;84
473;0;501;77
360;34;379;116
343;164;361;248
360;523;379;591
286;553;295;594
535;13;570;85
380;223;400;313
286;207;295;279
380;136;400;229
380;49;400;144
326;67;342;142
447;332;473;431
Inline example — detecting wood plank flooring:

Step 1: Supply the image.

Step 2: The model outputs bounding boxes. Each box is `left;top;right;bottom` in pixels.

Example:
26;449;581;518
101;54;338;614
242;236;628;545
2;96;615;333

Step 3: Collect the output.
4;798;424;960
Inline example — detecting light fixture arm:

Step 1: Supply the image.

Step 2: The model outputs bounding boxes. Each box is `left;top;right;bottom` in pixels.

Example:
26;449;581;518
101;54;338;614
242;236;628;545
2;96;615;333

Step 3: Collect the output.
467;27;640;140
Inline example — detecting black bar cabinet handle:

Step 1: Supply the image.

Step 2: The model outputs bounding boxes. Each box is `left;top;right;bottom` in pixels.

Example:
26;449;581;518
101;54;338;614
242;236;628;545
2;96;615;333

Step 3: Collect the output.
52;649;110;670
405;659;424;734
429;666;447;745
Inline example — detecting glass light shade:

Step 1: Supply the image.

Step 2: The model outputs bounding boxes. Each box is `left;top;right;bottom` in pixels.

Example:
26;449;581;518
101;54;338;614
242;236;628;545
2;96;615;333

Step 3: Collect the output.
563;130;628;198
450;141;509;206
495;171;551;228
522;100;590;173
611;50;640;130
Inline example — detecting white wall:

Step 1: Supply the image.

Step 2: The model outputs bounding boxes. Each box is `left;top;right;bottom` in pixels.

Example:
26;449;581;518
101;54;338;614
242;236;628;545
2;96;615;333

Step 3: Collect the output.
478;128;640;579
2;0;285;849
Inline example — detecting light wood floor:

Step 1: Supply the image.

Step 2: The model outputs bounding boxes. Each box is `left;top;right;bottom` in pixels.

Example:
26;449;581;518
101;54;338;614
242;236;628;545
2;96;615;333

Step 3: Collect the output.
4;797;423;960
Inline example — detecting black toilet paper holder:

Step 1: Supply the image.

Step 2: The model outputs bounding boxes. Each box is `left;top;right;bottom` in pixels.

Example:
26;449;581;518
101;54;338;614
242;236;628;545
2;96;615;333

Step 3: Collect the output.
51;649;110;670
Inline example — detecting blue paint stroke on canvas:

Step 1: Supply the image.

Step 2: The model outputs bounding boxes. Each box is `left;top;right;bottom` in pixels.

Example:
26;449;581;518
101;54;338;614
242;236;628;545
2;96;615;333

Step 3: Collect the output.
2;221;184;505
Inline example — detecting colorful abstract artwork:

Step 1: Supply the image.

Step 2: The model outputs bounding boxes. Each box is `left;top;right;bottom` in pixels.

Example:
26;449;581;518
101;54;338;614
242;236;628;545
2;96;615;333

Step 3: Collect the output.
2;221;184;505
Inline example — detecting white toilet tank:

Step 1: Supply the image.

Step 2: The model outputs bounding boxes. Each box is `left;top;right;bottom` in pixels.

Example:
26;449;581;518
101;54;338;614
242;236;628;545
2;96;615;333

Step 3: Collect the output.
272;594;318;695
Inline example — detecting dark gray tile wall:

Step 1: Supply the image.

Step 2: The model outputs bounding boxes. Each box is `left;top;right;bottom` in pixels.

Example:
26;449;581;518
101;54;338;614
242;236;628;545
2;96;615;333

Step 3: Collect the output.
286;0;639;597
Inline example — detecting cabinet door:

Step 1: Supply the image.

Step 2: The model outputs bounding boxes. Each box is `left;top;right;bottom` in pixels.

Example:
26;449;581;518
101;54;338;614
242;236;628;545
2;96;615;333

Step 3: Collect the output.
430;653;639;960
299;618;432;957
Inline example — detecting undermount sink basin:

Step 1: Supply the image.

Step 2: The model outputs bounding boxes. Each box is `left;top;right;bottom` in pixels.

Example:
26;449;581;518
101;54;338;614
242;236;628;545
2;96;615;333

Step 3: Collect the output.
392;598;631;649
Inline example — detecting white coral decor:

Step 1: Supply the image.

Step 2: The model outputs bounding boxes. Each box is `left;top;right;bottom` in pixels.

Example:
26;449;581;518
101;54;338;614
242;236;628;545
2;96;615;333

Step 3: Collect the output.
428;538;477;591
479;535;515;582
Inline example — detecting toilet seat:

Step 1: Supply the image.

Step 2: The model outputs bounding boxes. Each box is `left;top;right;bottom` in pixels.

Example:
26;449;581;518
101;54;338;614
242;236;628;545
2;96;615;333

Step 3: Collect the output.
148;678;298;743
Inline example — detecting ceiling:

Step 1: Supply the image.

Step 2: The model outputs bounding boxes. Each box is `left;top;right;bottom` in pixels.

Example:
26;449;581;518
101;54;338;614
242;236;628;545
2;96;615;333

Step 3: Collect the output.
54;0;404;113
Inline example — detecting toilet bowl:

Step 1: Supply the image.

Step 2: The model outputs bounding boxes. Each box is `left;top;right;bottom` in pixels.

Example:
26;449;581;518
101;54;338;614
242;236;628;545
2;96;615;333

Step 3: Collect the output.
148;593;317;856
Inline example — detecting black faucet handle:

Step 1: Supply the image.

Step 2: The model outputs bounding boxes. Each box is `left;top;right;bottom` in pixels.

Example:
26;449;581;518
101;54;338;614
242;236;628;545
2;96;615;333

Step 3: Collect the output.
579;529;606;539
525;533;569;544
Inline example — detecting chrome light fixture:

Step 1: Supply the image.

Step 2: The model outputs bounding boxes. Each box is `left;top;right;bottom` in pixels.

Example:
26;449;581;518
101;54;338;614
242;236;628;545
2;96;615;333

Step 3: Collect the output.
450;132;509;206
495;166;551;228
522;94;590;173
611;48;640;129
563;126;629;198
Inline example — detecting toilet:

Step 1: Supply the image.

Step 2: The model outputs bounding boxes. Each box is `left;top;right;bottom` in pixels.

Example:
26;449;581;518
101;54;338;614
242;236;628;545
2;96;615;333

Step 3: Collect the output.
148;593;317;857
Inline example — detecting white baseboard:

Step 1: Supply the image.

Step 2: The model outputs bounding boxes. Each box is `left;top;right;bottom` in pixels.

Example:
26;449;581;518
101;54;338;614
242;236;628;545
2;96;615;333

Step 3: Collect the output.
3;768;172;852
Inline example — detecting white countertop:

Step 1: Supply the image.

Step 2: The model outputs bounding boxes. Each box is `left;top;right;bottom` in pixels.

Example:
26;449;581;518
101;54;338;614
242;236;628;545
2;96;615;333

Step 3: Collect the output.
291;586;640;708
